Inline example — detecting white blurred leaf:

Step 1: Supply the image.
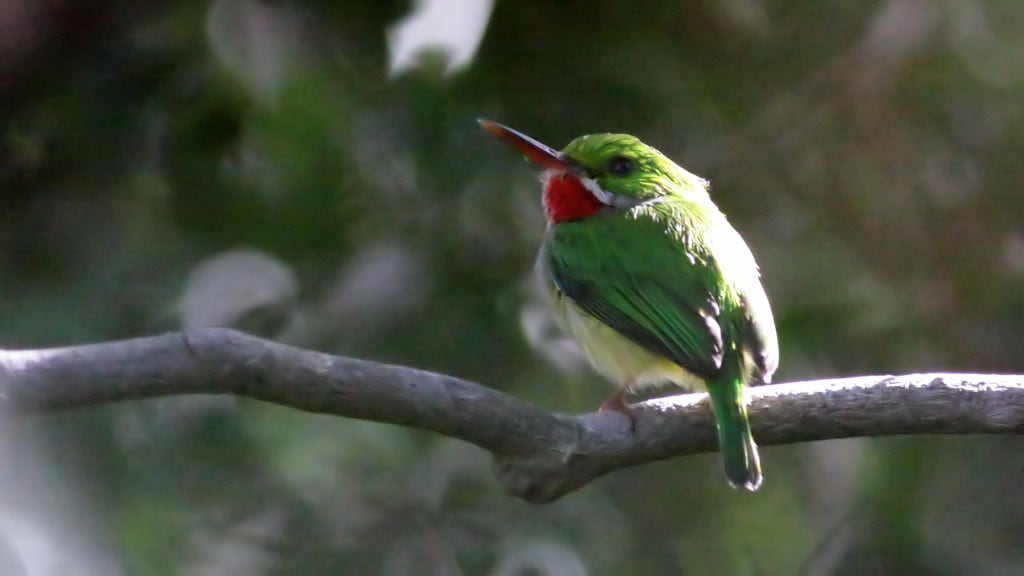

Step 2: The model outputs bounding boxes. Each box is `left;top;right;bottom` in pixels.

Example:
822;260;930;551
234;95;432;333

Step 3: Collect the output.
387;0;494;77
206;0;311;104
491;540;587;576
179;247;298;337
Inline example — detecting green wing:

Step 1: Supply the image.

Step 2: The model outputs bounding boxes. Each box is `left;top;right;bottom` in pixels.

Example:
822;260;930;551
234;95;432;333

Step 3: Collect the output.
546;211;727;379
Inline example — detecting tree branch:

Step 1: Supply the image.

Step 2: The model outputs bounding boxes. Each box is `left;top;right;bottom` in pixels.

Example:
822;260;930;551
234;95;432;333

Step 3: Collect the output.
2;328;1022;503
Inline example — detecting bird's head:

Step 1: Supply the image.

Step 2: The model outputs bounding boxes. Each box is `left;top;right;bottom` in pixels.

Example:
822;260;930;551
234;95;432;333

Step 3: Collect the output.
480;120;707;224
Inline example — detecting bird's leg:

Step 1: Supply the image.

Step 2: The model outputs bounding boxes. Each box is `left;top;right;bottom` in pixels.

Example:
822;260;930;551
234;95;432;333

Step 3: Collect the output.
599;386;636;430
598;388;629;413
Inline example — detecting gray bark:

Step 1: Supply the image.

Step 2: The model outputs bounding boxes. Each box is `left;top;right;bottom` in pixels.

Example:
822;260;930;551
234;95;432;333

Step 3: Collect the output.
2;328;1022;502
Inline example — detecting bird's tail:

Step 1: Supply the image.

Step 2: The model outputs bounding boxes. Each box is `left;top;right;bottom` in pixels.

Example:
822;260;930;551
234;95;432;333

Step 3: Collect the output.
708;368;762;491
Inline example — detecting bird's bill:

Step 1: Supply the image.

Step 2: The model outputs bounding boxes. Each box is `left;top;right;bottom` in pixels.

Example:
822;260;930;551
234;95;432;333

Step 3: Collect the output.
478;119;566;170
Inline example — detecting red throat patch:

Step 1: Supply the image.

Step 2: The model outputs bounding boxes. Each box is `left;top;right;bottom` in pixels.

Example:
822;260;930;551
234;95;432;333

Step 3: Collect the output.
543;172;604;224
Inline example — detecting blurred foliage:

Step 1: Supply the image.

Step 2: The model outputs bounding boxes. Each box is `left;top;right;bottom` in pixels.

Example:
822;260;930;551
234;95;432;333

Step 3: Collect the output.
3;0;1024;574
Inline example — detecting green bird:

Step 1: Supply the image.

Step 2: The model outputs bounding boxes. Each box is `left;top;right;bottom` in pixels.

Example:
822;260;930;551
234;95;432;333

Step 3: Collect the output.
480;120;778;491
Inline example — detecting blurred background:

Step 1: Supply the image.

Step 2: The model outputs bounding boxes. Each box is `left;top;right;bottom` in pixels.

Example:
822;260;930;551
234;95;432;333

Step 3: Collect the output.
2;0;1024;574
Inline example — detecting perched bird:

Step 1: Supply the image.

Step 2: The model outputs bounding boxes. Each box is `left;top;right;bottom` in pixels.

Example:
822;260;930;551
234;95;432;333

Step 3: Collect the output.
480;120;778;491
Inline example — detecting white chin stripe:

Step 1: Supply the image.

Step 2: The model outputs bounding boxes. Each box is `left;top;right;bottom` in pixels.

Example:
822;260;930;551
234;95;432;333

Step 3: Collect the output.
580;176;662;210
543;169;659;210
579;177;617;206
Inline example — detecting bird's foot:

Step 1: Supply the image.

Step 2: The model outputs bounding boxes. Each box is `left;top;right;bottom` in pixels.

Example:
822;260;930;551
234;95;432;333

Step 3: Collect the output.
598;389;636;431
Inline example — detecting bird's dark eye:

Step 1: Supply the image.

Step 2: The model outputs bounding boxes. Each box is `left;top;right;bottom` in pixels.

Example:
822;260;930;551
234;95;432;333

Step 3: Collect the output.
608;156;634;177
